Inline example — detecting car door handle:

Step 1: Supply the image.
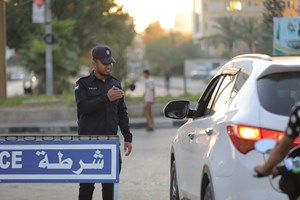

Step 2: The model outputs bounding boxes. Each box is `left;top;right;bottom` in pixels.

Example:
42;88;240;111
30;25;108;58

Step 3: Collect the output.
205;128;214;136
188;132;195;140
188;128;214;140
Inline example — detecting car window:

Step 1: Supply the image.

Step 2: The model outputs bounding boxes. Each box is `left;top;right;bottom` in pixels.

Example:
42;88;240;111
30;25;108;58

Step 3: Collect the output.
257;72;300;116
204;75;225;116
210;74;236;114
194;75;223;118
231;71;249;99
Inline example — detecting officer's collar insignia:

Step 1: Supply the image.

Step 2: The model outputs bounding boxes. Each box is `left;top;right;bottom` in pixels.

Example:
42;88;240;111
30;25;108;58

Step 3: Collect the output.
75;84;79;91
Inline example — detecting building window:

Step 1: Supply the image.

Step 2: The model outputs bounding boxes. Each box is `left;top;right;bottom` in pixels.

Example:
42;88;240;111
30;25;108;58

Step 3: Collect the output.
227;0;242;11
290;0;295;8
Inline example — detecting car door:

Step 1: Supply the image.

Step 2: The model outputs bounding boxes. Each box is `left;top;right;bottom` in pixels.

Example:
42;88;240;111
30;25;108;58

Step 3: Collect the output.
178;72;238;199
176;75;223;198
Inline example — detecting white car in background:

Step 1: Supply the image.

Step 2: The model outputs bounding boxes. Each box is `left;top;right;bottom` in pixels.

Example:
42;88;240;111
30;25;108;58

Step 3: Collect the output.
191;68;209;80
164;54;300;200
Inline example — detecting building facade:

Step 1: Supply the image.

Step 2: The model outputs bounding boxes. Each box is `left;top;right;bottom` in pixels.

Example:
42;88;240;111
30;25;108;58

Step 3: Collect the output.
193;0;299;40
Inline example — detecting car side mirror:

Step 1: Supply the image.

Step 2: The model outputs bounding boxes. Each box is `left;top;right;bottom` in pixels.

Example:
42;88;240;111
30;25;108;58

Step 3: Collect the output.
163;100;190;119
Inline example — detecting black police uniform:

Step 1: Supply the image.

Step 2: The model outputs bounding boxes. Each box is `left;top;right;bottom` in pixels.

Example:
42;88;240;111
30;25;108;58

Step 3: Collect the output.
75;70;132;200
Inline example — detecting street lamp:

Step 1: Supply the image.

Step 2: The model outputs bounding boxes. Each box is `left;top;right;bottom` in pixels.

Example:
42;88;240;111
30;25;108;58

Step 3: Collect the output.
0;0;7;99
45;0;53;95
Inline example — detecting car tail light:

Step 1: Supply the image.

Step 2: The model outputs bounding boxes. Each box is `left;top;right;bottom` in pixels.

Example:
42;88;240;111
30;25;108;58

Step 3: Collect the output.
227;125;300;154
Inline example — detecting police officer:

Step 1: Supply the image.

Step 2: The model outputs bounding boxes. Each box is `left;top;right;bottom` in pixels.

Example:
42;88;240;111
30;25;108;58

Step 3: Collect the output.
75;44;133;200
254;102;300;176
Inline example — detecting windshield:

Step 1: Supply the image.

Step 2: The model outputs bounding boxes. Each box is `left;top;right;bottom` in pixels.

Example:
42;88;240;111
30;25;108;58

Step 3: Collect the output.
257;72;300;116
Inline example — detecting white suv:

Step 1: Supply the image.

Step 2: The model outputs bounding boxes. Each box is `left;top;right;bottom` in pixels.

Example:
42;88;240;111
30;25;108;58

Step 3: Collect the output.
164;54;300;200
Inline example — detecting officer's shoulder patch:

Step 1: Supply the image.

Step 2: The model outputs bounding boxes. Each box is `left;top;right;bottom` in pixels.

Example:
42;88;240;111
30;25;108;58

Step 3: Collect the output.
74;84;79;91
75;75;90;91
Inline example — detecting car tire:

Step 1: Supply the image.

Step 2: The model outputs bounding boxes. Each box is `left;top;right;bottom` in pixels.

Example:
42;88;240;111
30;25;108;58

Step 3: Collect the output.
203;183;214;200
170;160;179;200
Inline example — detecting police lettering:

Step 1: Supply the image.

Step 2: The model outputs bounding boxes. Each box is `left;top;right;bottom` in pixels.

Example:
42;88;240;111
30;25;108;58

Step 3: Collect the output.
0;151;22;169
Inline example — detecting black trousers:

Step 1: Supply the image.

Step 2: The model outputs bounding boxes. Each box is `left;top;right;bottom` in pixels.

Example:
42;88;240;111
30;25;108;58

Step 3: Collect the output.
78;155;122;200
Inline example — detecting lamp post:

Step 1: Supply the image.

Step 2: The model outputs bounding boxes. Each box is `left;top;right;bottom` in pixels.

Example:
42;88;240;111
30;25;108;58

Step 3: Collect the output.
0;0;7;99
45;0;53;95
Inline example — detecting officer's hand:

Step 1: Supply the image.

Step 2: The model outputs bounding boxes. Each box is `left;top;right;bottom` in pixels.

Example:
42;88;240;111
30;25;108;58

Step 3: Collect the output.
107;86;124;102
124;141;132;156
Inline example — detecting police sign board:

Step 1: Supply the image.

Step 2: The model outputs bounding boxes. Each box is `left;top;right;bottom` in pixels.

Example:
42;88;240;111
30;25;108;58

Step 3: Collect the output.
0;138;120;183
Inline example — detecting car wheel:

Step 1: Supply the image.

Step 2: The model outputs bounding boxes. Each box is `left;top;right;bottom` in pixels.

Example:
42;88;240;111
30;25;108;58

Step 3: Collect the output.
203;183;214;200
170;160;179;200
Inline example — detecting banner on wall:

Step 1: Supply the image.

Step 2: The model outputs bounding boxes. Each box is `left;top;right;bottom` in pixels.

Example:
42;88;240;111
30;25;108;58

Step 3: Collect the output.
273;17;300;55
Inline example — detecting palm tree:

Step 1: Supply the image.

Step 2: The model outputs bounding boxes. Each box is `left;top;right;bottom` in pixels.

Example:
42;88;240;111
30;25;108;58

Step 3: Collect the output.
256;0;284;54
237;18;261;52
204;16;241;58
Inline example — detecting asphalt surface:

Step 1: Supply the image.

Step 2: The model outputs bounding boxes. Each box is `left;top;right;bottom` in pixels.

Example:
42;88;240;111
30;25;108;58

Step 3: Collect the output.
0;127;178;200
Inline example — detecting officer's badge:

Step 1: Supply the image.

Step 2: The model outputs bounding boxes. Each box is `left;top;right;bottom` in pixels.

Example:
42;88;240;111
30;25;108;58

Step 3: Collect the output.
106;49;110;55
75;84;79;91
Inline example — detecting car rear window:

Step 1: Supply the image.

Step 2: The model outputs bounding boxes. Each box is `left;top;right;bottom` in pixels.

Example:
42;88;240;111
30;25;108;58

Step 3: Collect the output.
257;72;300;116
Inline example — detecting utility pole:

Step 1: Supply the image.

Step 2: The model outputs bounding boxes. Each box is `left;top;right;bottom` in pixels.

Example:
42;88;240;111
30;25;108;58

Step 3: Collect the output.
0;0;6;99
45;0;53;95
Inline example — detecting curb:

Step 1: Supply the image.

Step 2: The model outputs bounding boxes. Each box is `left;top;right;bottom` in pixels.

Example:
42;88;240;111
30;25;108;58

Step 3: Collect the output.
0;119;188;133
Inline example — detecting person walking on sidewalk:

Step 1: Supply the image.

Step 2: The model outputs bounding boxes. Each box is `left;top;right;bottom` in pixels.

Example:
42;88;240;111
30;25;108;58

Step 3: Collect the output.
142;69;155;131
75;44;133;200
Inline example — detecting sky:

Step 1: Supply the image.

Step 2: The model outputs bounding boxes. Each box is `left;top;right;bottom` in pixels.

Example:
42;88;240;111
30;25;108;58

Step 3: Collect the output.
116;0;193;33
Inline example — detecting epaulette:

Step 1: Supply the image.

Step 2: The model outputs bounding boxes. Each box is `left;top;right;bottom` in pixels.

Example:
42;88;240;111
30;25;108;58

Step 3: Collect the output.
110;75;120;82
76;75;90;83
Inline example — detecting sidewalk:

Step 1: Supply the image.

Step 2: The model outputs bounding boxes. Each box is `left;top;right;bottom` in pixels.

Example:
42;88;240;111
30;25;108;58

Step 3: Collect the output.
0;117;187;133
0;101;191;133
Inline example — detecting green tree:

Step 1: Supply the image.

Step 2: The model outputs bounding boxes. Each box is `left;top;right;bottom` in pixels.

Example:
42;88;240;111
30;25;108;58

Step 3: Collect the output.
19;19;80;94
256;0;284;54
50;0;135;80
143;26;203;75
141;21;166;46
204;16;241;58
6;0;135;94
238;18;261;52
6;1;42;50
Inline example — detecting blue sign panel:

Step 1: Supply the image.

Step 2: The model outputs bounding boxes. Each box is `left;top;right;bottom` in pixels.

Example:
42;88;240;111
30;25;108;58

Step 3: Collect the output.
0;140;120;183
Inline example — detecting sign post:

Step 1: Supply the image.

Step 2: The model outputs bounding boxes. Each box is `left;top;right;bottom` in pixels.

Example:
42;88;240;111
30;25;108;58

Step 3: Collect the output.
0;0;6;99
0;135;120;199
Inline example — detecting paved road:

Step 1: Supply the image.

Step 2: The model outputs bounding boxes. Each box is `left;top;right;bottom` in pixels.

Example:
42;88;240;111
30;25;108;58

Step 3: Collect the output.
0;127;177;200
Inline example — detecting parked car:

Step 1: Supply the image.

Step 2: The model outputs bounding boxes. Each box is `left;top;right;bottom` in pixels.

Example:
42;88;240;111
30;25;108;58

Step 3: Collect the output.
164;54;300;200
208;66;221;79
7;72;25;80
191;68;209;80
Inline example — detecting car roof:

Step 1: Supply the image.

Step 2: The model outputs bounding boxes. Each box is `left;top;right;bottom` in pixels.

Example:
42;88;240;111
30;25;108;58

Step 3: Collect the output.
219;54;300;79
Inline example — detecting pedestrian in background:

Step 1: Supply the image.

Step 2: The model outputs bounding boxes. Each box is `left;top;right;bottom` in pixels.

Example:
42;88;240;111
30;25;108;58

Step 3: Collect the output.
142;69;155;131
164;70;171;93
75;44;133;200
